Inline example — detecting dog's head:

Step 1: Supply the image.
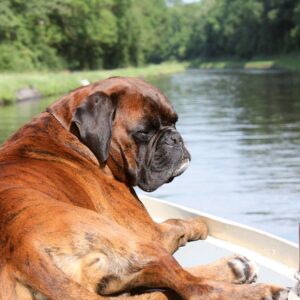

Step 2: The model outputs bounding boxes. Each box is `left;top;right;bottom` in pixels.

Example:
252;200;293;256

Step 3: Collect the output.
47;77;190;192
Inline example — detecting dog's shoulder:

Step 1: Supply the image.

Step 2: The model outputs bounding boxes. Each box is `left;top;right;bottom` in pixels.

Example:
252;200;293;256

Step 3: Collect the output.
0;112;98;165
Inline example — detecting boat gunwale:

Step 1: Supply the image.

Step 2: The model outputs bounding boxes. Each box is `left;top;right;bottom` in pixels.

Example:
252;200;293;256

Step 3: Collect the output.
139;195;298;270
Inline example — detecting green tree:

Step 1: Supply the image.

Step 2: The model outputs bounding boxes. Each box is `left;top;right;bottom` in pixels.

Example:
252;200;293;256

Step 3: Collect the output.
0;0;300;72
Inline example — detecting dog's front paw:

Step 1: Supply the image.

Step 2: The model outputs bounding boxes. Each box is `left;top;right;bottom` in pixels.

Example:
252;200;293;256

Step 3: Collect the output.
228;255;258;284
187;217;208;240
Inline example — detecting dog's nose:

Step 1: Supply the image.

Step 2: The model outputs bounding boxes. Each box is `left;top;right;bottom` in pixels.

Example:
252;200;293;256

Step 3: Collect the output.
164;130;182;146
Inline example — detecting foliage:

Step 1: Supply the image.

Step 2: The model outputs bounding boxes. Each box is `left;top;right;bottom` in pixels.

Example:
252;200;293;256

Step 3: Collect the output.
187;0;300;59
0;0;299;71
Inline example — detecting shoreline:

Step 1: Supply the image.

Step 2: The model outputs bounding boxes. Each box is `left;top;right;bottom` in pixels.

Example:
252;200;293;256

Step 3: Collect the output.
0;62;187;106
190;55;300;72
1;55;299;106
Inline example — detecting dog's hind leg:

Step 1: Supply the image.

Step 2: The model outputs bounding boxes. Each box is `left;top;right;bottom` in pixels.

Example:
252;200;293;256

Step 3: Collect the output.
89;241;287;300
186;255;258;284
158;220;257;284
10;226;286;300
13;248;104;300
0;264;23;300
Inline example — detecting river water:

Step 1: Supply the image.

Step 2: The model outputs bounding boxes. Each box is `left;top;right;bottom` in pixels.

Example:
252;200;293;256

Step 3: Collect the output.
0;69;300;242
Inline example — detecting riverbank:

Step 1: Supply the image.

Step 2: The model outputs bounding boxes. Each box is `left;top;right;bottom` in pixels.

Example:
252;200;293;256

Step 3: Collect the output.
0;62;187;105
1;55;299;106
190;54;300;72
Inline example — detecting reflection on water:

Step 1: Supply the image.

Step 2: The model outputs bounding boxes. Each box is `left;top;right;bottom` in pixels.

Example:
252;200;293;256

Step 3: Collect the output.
0;69;300;242
0;96;57;142
148;69;300;242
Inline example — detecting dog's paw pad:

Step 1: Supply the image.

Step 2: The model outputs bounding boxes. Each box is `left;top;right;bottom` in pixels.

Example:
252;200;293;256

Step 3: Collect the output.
228;255;258;284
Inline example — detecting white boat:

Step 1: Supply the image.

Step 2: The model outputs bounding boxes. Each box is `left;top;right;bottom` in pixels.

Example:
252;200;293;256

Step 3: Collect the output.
139;195;298;287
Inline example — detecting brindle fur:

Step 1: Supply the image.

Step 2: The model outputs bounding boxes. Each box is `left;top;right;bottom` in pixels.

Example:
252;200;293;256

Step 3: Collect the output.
0;77;287;299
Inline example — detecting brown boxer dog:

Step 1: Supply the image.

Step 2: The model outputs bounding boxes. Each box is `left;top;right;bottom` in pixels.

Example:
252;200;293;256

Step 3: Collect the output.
0;77;288;300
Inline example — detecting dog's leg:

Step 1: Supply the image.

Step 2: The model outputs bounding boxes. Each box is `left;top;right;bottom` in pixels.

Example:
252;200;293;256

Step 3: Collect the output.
131;265;287;300
140;251;287;300
0;264;24;300
111;290;178;300
94;242;287;300
158;219;258;284
12;247;104;300
13;234;287;300
187;255;258;284
159;217;208;254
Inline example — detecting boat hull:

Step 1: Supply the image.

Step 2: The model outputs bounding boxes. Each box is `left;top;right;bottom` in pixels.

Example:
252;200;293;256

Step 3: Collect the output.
140;195;298;286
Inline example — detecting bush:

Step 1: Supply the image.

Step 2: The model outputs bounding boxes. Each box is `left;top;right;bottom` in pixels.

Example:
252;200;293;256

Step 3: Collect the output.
0;44;36;71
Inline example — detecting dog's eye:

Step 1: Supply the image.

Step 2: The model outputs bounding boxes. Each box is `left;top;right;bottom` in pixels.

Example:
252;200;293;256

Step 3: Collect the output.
134;129;153;142
138;129;151;135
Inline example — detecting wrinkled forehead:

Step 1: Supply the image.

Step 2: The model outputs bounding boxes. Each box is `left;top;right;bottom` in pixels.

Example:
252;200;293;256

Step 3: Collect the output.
115;77;178;124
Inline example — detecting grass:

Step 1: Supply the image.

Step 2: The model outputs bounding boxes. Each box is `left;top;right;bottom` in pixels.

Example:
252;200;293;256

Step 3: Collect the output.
1;55;299;105
190;54;300;72
0;62;187;105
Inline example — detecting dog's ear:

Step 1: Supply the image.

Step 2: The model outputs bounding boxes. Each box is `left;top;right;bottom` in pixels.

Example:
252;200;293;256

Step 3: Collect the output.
70;91;116;164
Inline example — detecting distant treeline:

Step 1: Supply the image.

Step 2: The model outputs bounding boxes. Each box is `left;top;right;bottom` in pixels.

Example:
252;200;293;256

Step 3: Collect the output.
0;0;299;71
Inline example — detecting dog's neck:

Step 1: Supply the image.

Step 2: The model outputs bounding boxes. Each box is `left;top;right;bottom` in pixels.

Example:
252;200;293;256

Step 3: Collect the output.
46;110;116;180
46;87;91;130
